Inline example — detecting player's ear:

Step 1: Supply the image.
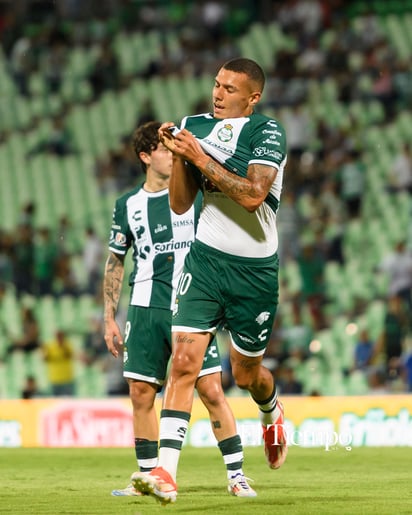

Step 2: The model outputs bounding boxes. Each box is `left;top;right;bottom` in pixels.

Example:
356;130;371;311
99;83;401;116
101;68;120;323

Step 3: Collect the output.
139;151;150;165
250;91;261;105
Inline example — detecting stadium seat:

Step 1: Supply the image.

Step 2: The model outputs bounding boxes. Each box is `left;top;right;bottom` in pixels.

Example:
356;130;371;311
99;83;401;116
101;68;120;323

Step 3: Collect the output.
346;370;369;395
300;356;326;395
36;295;59;340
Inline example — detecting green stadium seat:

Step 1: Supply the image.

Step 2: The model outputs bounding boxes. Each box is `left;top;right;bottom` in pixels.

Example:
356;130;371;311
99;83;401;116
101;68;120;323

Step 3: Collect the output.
5;351;26;398
300;356;326;395
36;295;59;341
66;46;93;79
346;370;369;395
365;300;385;340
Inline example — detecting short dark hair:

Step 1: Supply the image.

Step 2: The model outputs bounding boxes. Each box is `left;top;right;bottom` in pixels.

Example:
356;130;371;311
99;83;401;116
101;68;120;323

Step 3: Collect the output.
221;58;265;92
132;121;161;172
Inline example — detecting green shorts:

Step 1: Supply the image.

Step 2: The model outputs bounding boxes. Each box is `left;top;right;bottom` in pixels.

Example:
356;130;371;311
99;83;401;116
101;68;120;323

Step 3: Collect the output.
172;241;279;356
123;305;221;386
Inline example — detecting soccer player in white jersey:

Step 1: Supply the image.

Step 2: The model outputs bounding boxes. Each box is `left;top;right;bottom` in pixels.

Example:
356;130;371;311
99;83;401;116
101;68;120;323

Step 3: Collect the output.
132;58;288;504
103;121;255;498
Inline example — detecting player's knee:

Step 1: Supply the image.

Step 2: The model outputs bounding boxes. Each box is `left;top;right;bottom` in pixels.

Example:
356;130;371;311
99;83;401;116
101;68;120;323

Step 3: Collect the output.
232;370;255;391
129;381;156;410
197;378;224;407
170;351;201;380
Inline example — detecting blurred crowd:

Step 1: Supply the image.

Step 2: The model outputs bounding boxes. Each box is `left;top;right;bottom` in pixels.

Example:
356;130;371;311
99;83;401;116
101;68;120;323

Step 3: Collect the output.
0;0;412;397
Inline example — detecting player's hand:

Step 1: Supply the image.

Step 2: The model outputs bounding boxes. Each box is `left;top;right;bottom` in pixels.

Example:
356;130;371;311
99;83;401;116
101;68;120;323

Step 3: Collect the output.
172;128;206;165
159;122;178;152
104;318;123;358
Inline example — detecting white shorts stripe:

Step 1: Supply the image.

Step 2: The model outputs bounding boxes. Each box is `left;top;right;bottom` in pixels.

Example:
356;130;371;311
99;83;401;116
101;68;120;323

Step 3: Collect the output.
172;325;218;335
198;365;222;378
229;332;266;357
124;372;163;385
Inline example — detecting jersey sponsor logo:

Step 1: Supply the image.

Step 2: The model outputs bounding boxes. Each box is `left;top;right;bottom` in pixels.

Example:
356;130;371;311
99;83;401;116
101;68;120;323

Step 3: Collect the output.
134;225;146;240
172;219;194;227
111;223;121;230
263;138;281;146
154;223;168;234
266;120;279;128
217;123;233;142
256;311;271;325
253;146;282;159
154;239;192;254
203;137;235;156
238;334;255;344
132;210;143;222
137;245;150;259
262;129;282;136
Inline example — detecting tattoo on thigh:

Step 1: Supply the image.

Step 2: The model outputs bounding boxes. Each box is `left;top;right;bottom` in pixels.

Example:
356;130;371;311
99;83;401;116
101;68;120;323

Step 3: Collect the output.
176;335;196;344
239;359;259;369
212;420;221;429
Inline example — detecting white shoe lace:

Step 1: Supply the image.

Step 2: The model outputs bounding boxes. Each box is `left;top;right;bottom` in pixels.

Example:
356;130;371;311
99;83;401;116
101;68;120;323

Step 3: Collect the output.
229;474;255;494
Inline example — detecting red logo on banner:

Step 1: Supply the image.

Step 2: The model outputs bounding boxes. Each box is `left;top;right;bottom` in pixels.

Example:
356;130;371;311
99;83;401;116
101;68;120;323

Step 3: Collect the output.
41;401;134;447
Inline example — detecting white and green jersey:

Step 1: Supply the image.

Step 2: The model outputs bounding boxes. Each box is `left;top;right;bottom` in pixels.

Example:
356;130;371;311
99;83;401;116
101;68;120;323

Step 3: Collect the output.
180;112;287;258
109;186;201;310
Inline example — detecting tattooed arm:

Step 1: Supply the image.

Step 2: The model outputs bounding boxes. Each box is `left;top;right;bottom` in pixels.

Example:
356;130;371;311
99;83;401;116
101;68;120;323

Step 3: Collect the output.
198;159;276;213
103;251;125;357
169;128;277;213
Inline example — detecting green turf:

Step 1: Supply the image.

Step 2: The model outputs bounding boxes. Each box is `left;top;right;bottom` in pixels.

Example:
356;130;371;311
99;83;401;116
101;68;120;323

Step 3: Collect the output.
1;446;411;514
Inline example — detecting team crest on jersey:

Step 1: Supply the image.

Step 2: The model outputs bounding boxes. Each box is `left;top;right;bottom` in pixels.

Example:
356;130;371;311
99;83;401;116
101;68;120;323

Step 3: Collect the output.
217;124;233;142
255;311;271;325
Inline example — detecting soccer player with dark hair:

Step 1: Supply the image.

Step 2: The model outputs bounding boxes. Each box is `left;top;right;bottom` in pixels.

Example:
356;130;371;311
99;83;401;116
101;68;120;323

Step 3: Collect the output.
104;121;255;498
132;58;288;504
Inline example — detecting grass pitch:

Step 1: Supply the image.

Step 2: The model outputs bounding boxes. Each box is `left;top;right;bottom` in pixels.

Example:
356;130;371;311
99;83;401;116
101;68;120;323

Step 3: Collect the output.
1;446;411;514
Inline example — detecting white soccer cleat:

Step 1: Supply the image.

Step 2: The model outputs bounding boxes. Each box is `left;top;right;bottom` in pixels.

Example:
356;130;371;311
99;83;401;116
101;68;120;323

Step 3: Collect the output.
111;483;143;496
131;467;177;505
228;473;257;497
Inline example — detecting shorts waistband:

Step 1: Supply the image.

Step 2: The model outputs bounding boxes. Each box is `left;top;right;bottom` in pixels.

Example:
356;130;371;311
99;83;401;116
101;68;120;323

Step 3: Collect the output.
193;240;278;266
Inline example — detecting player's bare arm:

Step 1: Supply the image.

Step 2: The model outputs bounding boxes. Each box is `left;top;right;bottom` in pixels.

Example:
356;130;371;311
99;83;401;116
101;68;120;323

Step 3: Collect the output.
169;155;199;214
103;251;125;357
172;128;277;212
159;123;200;214
203;160;276;212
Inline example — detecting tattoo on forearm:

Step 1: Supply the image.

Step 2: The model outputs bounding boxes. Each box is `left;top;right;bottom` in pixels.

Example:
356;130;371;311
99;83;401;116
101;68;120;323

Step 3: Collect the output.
212;420;221;429
204;160;275;201
103;254;124;320
205;160;247;196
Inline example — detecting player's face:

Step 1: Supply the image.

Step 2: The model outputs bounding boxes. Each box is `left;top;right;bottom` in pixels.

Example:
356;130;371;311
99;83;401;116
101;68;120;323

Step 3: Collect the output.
212;68;261;119
148;143;173;179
